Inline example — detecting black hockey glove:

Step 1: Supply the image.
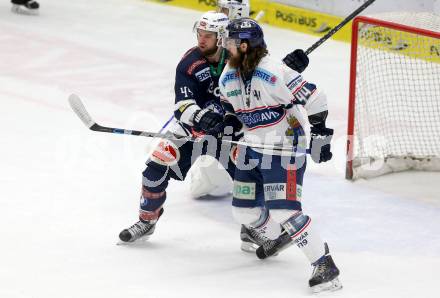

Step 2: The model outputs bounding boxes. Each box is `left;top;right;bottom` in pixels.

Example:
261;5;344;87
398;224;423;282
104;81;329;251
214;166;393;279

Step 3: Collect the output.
223;114;243;141
309;125;334;163
193;109;224;138
283;49;309;73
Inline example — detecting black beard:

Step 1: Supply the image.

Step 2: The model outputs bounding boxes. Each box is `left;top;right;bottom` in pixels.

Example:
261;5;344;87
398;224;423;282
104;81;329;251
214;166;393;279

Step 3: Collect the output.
228;50;244;69
200;46;218;57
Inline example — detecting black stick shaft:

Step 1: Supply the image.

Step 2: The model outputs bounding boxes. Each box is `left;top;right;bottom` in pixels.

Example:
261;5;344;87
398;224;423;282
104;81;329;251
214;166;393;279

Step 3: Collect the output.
305;0;376;55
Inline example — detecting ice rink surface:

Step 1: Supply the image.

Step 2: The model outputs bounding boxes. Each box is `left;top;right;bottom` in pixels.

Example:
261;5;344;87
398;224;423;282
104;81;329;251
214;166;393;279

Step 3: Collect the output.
1;1;439;297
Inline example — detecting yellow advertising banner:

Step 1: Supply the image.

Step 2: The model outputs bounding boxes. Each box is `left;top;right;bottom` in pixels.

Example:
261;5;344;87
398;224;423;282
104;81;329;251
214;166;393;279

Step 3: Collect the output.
147;0;351;43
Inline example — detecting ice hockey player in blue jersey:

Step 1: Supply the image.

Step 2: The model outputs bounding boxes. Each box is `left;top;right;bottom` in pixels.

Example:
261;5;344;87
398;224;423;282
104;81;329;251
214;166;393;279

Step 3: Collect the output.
219;18;342;293
118;11;243;243
188;0;253;200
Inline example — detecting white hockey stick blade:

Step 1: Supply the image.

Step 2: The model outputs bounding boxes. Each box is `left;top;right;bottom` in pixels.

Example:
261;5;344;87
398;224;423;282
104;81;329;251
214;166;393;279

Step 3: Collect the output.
68;94;96;128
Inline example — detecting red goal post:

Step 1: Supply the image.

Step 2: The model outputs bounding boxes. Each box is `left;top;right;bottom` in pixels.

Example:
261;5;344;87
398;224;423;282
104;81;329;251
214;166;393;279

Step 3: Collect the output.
346;13;440;180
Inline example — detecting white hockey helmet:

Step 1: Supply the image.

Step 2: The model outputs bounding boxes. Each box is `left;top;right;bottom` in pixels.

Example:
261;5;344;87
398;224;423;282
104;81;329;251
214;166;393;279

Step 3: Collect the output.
193;11;229;40
217;0;250;20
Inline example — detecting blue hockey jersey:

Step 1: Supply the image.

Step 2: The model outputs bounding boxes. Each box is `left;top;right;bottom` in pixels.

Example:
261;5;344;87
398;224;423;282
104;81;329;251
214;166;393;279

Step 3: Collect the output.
171;47;226;136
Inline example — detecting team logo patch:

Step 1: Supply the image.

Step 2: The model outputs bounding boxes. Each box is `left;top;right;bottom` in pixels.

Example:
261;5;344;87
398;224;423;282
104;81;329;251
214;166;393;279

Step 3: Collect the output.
233;181;256;200
264;183;287;201
285;115;305;147
151;140;180;166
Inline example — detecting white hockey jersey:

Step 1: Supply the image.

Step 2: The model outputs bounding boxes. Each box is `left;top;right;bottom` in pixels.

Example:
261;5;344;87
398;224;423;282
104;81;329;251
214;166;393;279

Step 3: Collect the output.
219;55;328;154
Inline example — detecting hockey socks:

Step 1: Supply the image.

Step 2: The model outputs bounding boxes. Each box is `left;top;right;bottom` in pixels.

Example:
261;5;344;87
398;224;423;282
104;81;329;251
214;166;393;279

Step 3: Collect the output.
234;207;282;252
256;212;325;262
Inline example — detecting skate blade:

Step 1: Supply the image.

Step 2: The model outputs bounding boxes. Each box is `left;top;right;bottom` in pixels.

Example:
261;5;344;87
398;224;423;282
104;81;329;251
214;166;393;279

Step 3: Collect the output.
311;277;342;294
116;235;151;246
240;241;259;253
11;5;39;16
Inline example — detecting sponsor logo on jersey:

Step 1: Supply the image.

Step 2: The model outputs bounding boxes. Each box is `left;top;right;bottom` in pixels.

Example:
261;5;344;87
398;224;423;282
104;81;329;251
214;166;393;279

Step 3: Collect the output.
227;89;242;97
287;75;303;90
236;106;286;130
207;81;221;98
253;68;277;85
187;59;206;75
195;67;211;82
233;181;256;200
221;70;239;87
264;183;286;201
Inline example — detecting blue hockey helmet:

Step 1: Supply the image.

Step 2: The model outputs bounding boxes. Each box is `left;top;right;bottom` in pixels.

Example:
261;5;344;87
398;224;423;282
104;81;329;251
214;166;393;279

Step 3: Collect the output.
224;18;266;49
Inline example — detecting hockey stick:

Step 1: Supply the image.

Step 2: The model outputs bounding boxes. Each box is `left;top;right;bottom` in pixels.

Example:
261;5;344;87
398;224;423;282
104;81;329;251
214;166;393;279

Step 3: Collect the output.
305;0;376;55
158;115;174;134
68;94;310;153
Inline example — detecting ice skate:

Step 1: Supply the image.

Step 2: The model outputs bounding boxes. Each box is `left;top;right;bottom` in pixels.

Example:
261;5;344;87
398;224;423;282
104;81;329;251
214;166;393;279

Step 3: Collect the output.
11;0;39;15
240;224;271;253
256;230;292;259
309;244;342;293
118;208;163;243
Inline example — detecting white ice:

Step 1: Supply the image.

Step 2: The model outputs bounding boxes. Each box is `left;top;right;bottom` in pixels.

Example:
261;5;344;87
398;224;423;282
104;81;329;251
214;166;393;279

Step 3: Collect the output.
1;1;439;297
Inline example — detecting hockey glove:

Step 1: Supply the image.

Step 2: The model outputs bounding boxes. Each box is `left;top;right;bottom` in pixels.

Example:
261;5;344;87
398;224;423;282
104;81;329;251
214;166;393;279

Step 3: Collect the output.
283;49;309;73
223;114;243;141
193;109;224;138
309;125;334;163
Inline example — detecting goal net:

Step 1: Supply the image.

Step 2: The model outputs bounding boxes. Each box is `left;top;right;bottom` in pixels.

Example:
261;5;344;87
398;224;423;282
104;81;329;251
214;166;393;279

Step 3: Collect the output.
346;12;440;180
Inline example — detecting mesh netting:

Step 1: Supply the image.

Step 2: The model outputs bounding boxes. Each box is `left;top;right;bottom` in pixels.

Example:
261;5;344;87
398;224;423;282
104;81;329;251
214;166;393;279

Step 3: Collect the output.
351;12;440;179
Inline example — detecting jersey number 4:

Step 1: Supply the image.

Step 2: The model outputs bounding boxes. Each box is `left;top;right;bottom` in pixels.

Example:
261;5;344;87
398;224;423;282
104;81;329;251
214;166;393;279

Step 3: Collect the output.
180;86;193;98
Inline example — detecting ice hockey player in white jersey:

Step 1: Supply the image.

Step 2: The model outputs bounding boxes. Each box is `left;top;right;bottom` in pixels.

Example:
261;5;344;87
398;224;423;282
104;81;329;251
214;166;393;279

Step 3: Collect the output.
11;0;39;15
219;18;342;293
189;0;310;200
